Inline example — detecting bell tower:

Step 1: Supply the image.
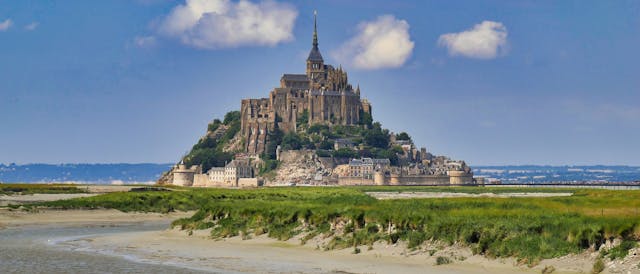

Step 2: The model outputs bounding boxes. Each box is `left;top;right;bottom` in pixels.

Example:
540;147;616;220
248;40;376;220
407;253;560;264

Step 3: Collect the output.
306;10;324;84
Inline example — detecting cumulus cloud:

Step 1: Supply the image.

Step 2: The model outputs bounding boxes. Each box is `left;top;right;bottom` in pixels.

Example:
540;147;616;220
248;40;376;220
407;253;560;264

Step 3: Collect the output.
0;19;13;31
24;22;38;31
133;35;157;48
334;15;414;70
438;21;508;59
158;0;297;49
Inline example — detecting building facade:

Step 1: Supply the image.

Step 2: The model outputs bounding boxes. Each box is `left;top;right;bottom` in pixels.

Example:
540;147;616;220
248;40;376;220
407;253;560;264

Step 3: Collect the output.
348;158;391;179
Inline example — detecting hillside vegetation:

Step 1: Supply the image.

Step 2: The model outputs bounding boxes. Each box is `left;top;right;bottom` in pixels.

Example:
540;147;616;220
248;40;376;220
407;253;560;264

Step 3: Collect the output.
33;186;640;264
178;109;412;176
182;111;241;172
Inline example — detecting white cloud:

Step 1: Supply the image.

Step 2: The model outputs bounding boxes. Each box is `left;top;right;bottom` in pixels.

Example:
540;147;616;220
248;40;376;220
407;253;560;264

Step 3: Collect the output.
438;21;508;59
334;15;414;70
133;35;157;48
158;0;297;49
24;22;38;31
0;19;13;31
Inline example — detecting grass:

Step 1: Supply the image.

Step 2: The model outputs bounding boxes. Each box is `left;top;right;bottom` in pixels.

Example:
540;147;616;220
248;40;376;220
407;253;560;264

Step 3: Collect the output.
30;186;640;263
0;184;88;195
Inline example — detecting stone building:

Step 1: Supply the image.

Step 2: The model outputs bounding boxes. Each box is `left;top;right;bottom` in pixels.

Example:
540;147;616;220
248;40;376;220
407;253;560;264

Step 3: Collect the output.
241;13;372;155
348;158;391;179
205;159;253;186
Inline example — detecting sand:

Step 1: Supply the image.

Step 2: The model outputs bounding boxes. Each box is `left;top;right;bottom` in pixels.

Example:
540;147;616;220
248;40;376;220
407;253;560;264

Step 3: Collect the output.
0;208;193;228
1;205;638;273
0;193;99;206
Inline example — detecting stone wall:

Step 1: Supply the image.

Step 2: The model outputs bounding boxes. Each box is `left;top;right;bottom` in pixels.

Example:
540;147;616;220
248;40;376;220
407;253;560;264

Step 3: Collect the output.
238;178;261;188
396;175;451;185
338;176;375;185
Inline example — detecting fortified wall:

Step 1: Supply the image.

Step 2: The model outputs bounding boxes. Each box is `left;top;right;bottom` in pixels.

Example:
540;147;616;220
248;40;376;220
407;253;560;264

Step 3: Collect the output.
338;171;474;186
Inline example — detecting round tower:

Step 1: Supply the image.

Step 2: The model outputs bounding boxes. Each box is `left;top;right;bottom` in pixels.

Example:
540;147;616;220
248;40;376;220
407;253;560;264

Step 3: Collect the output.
448;170;473;185
172;161;196;186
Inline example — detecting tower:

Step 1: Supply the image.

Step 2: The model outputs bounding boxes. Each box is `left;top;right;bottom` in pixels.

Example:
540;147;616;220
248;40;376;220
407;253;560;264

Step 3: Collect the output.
306;10;324;84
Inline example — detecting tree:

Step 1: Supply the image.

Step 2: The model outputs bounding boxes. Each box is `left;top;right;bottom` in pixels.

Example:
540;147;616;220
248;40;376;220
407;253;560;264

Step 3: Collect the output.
333;148;358;158
375;149;399;166
184;148;232;171
208;119;222;132
296;110;309;130
223;111;241;125
263;128;283;160
396;132;411;141
364;127;389;149
319;140;334;150
307;124;329;134
281;132;302;150
359;110;373;128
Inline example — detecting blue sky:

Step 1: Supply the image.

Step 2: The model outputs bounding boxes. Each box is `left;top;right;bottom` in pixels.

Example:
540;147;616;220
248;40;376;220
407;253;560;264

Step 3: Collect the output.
1;0;639;165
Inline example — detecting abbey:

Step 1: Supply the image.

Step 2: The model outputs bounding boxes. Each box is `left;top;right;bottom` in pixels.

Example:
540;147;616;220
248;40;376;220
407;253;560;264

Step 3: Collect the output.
241;13;372;155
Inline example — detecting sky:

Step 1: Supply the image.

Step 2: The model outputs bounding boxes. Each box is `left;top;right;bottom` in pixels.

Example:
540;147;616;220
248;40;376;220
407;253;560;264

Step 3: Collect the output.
1;0;639;166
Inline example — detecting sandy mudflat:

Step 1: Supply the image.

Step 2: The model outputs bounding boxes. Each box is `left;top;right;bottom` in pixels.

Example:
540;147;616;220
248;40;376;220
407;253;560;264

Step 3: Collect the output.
80;228;640;274
73;228;536;274
2;208;638;273
0;193;99;206
367;192;573;200
0;208;193;228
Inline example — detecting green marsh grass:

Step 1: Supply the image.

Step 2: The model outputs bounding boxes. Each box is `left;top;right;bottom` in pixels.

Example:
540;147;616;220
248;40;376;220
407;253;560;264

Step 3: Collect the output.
34;186;640;262
0;184;87;195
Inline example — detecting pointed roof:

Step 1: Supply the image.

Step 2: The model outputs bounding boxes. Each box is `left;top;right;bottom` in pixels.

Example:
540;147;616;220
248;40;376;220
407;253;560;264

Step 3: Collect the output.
307;10;324;62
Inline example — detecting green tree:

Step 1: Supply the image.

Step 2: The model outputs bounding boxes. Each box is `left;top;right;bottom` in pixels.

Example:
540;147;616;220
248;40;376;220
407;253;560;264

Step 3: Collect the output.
359;110;373;128
281;132;303;150
208;119;222;132
307;124;329;134
223;111;241;125
364;126;389;149
396;132;411;141
263;128;283;160
332;148;358;158
319;140;334;150
375;149;399;166
296;110;309;130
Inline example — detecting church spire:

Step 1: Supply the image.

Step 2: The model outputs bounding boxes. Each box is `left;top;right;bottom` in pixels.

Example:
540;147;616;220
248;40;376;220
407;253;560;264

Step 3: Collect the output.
306;10;323;62
312;10;318;48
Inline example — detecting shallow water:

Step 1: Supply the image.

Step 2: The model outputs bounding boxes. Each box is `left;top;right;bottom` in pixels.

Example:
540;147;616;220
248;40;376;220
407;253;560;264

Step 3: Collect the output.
0;222;213;274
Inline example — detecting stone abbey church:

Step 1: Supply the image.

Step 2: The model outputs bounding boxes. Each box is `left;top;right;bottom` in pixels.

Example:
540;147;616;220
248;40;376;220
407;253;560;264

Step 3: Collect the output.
241;14;372;155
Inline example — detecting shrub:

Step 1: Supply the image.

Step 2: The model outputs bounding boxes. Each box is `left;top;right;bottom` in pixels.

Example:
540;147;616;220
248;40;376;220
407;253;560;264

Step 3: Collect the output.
592;258;605;273
332;148;358;159
259;160;280;175
307;124;329;135
606;240;637;260
436;256;452;265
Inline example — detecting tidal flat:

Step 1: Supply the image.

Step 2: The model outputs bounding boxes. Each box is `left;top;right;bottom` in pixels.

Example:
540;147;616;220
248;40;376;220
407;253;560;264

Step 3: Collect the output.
2;185;640;273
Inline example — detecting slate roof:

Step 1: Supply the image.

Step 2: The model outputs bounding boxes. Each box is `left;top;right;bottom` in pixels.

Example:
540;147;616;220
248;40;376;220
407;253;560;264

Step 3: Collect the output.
282;74;309;82
307;46;324;62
